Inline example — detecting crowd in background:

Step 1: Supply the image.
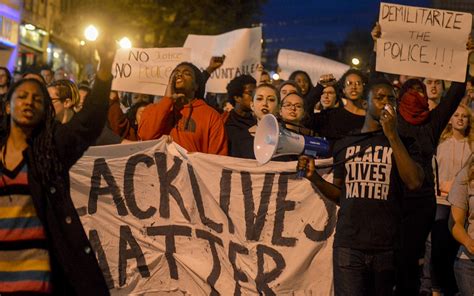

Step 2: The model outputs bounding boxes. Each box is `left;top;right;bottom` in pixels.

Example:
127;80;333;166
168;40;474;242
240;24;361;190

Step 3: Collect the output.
0;24;473;296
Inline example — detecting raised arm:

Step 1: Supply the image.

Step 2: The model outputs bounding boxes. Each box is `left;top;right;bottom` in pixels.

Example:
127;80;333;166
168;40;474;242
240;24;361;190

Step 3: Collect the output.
55;36;115;169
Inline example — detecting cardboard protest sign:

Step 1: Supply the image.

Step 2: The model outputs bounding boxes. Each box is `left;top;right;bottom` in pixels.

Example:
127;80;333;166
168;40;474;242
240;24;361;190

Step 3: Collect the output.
70;139;336;295
278;49;350;84
183;27;262;93
377;2;472;82
111;48;191;96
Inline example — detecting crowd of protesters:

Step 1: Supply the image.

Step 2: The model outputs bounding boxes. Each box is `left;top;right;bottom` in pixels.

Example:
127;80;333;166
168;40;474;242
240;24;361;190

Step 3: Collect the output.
0;22;473;296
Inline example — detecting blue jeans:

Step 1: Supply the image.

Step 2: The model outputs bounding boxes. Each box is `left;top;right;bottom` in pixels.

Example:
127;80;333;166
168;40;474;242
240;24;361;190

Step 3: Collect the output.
454;258;474;296
333;247;395;296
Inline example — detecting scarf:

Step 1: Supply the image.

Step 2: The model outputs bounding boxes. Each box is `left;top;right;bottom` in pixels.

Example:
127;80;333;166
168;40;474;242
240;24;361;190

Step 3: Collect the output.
398;89;430;125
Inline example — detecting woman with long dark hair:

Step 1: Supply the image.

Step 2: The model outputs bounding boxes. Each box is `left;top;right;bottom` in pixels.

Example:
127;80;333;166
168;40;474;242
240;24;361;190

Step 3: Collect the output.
0;43;114;294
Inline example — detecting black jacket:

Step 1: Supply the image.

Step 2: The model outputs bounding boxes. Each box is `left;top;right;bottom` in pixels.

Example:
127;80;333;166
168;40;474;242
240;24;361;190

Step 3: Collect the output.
397;80;466;200
24;78;112;295
225;110;257;159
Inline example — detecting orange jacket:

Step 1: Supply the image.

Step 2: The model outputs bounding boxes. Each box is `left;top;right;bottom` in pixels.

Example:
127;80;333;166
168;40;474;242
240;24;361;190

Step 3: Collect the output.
107;100;139;141
138;97;228;155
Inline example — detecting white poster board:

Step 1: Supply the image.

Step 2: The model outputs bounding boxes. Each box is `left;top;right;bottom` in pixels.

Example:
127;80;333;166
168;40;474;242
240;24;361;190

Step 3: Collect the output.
278;49;350;84
376;2;472;82
70;139;336;295
183;27;262;93
111;48;191;96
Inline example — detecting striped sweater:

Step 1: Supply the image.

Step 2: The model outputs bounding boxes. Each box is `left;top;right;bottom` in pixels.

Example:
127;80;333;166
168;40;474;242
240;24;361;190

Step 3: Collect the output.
0;159;52;294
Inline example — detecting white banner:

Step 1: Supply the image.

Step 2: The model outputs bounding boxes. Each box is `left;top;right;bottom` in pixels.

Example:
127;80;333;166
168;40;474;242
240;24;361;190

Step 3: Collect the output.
70;139;336;295
183;27;262;93
376;2;472;82
277;49;350;84
111;48;191;96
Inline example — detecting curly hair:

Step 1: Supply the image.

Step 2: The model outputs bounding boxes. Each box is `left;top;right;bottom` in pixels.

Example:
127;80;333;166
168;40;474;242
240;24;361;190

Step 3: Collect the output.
2;78;62;185
175;62;204;99
226;74;256;106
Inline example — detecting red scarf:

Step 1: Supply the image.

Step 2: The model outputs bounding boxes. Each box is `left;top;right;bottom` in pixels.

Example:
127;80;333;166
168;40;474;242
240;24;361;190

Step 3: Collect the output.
398;89;430;125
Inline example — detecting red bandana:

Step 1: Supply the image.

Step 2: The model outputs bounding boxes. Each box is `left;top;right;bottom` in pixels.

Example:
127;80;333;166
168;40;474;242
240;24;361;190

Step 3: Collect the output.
398;89;430;125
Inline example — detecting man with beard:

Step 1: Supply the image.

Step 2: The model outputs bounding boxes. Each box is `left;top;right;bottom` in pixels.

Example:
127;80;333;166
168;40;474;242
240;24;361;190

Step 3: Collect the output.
138;62;228;155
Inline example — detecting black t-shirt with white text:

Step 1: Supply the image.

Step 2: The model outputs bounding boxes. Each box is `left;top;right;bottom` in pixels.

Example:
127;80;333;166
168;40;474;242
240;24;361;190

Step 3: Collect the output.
333;131;418;250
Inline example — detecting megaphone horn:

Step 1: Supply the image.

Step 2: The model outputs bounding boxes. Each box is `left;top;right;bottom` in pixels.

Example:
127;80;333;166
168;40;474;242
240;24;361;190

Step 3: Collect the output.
254;114;330;165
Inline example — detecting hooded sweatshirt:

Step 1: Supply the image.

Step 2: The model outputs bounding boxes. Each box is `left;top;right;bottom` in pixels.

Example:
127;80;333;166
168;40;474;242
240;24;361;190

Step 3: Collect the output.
138;96;228;155
225;110;257;159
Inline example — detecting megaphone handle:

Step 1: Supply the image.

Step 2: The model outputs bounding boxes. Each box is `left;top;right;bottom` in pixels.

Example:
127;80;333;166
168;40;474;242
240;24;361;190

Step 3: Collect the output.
296;157;308;179
297;169;306;179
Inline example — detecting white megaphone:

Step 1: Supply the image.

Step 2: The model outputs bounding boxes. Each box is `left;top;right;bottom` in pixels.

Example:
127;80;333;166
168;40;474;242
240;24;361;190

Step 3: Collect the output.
254;114;330;165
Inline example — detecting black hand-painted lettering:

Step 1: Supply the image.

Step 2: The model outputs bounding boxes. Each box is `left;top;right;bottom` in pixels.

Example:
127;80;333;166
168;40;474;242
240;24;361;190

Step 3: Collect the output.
219;169;235;234
89;229;114;289
255;244;285;296
188;164;223;233
229;241;249;296
146;225;192;279
89;158;128;216
154;152;190;221
241;172;275;241
124;154;157;219
272;174;297;246
196;229;224;296
304;184;337;242
118;226;150;286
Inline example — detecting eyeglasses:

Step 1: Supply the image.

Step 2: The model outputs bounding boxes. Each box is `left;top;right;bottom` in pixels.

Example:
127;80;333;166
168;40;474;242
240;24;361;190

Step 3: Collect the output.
282;103;303;110
345;81;364;87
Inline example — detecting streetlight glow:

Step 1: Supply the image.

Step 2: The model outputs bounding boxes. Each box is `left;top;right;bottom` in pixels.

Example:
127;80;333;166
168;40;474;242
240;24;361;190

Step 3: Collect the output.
119;37;132;49
84;25;99;41
25;23;36;31
351;57;360;66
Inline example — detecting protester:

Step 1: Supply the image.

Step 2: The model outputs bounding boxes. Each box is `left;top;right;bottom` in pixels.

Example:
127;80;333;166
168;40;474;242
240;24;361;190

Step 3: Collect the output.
225;74;257;158
0;67;11;118
138;62;228;155
298;78;424;296
289;70;313;99
40;67;54;85
76;82;91;112
461;77;474;110
245;83;280;158
424;78;445;110
372;23;473;295
23;72;46;84
312;74;343;113
259;70;272;85
278;80;301;99
108;91;151;141
0;37;114;294
448;156;474;296
47;79;80;124
310;69;367;144
430;104;473;296
395;76;468;296
280;92;305;125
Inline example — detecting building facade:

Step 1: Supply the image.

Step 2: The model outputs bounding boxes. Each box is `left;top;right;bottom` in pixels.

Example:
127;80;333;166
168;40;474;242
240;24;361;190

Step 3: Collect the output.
0;0;20;71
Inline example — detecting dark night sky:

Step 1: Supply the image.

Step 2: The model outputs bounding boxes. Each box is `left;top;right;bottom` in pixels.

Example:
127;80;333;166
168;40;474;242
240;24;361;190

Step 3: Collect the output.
261;0;431;69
